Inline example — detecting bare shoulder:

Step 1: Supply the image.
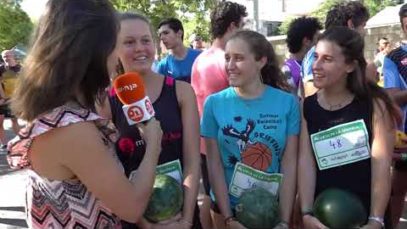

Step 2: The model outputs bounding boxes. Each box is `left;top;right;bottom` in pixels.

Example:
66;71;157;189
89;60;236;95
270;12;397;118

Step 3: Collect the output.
31;121;107;179
175;80;196;105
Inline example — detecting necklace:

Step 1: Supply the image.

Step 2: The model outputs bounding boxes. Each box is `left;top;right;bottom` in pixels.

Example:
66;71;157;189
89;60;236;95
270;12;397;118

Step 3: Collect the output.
317;94;354;111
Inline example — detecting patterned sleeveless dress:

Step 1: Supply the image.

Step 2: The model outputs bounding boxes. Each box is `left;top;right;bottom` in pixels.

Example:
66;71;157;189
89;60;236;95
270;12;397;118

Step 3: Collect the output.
7;105;122;228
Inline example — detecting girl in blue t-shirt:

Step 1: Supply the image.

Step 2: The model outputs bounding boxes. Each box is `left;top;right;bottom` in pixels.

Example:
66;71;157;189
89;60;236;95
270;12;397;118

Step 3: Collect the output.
201;30;300;229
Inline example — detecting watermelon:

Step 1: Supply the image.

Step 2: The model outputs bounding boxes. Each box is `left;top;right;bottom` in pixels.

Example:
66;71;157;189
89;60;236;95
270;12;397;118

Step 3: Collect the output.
144;174;183;222
313;188;367;229
235;187;280;229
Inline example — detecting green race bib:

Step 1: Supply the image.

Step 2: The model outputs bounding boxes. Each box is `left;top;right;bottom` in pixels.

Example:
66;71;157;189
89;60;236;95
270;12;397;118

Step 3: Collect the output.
229;162;283;198
310;120;370;170
129;159;183;184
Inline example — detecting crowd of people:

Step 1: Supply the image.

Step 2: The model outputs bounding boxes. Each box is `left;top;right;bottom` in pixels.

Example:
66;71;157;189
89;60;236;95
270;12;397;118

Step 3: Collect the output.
3;0;407;228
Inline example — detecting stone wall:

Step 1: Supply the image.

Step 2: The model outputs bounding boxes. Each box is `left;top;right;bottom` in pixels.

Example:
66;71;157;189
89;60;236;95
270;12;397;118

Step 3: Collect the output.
269;23;404;65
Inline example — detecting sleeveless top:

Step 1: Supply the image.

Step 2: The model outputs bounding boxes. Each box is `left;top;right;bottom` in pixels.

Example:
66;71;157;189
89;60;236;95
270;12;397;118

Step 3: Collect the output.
110;77;202;229
282;58;302;91
303;94;373;212
7;105;122;228
109;76;183;176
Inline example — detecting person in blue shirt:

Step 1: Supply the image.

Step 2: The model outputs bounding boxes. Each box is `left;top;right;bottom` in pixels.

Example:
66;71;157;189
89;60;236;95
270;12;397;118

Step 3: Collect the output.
201;30;299;229
302;1;369;97
384;4;407;228
157;18;201;83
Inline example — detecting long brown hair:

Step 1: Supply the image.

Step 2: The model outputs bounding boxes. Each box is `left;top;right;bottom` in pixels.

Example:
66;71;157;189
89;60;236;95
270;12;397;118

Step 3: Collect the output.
228;30;290;91
11;0;118;121
318;27;401;126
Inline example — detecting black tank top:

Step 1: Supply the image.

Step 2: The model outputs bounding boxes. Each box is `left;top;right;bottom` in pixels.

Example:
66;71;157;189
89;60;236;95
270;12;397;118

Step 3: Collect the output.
109;76;183;176
304;93;373;212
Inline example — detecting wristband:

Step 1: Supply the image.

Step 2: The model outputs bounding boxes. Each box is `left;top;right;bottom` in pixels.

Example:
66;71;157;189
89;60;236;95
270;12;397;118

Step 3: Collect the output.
301;209;314;217
368;216;384;227
224;216;236;225
401;153;407;161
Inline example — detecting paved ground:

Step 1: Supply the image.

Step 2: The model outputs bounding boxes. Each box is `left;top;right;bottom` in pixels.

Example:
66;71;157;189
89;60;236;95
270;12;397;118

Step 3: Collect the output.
0;120;406;229
0;120;28;228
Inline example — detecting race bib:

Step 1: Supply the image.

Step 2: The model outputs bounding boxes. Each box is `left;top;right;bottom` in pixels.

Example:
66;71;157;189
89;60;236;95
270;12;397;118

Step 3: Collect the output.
129;159;183;184
229;162;283;198
310;119;370;170
156;159;183;183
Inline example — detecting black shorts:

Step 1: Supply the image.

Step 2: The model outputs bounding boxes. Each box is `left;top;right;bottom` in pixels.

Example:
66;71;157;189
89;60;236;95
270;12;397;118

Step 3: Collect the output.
201;154;211;195
0;104;14;118
394;160;407;171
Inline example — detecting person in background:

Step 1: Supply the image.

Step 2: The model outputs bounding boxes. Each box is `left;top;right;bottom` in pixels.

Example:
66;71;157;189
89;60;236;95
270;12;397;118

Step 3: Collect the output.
201;30;299;229
282;16;322;97
7;0;163;228
190;1;247;228
374;37;391;86
190;34;205;51
302;1;370;97
383;4;407;228
0;50;21;149
299;27;398;229
156;18;201;83
98;12;201;229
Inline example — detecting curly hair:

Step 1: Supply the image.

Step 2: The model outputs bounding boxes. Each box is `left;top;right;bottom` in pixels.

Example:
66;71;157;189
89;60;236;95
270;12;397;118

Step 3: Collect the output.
210;1;247;39
325;1;369;29
286;16;322;54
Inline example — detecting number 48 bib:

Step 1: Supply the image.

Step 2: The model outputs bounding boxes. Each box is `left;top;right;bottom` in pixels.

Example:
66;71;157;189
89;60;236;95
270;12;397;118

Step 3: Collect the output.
310;119;371;170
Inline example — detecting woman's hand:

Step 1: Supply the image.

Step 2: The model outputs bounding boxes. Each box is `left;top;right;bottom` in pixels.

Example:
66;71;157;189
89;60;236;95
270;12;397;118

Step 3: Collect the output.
0;98;7;105
137;118;162;154
302;215;328;229
149;213;190;229
226;220;247;229
360;220;383;229
151;221;181;229
155;213;182;225
273;221;289;229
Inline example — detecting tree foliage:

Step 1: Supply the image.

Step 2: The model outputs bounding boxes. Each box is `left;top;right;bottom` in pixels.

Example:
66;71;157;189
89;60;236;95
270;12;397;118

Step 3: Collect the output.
110;0;217;44
0;3;33;52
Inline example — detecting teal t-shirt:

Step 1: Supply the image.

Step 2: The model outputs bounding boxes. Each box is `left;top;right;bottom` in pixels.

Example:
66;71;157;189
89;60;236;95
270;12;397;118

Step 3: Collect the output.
201;86;300;207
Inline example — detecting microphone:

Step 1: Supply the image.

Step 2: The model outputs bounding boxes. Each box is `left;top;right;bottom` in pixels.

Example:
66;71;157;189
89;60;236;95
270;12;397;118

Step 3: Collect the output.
113;72;155;125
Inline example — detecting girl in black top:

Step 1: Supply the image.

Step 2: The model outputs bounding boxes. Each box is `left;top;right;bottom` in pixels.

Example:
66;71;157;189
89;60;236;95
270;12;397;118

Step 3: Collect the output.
98;12;201;229
298;27;401;229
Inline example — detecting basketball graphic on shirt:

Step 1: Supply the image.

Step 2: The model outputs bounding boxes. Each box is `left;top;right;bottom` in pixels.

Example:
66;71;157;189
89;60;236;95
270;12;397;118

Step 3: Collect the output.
241;142;272;171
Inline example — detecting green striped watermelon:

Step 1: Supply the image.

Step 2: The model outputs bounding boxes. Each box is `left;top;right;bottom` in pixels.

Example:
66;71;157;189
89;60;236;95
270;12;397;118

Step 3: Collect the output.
235;187;280;229
313;188;367;229
144;174;183;222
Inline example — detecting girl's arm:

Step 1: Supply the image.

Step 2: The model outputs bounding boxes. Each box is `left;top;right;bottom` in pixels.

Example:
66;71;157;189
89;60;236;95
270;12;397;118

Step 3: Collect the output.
176;81;201;226
363;99;394;228
278;135;298;223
